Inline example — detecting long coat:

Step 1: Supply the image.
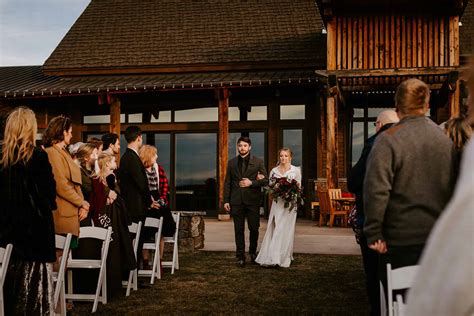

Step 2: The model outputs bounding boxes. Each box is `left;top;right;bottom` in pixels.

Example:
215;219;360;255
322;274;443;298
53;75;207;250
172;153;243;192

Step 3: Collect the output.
45;144;84;236
223;155;268;206
118;148;151;219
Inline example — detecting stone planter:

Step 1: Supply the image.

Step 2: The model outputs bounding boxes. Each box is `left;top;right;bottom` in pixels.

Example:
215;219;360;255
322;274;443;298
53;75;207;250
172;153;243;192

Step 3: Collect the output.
175;211;206;253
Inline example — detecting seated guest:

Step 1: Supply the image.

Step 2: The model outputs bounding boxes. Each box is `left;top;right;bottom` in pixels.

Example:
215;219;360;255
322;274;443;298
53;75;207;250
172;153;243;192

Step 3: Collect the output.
139;145;176;267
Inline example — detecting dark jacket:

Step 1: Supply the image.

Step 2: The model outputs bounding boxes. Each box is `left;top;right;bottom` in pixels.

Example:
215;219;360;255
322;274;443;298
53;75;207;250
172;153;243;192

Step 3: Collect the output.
363;116;457;246
118;148;151;218
224;154;268;206
347;123;394;221
0;147;57;262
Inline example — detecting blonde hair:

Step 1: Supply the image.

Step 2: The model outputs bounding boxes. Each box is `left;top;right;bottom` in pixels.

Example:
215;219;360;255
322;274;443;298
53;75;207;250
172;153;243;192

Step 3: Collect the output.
138;145;157;168
395;78;430;115
1;107;37;168
277;147;293;166
444;117;472;150
76;143;97;167
96;152;115;180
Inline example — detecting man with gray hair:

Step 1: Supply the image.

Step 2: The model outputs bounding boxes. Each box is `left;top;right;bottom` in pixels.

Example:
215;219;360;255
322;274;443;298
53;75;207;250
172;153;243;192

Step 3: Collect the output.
348;109;399;316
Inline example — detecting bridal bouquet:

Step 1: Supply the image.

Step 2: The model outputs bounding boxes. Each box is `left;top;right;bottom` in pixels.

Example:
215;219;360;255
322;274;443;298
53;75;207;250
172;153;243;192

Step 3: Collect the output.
264;176;304;211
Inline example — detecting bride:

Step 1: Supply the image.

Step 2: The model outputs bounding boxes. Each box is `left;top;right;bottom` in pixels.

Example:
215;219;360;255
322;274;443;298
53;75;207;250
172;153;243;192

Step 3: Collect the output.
255;147;301;268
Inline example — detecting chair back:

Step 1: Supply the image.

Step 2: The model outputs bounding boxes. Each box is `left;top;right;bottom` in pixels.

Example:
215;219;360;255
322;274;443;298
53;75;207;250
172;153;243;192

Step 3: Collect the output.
328;188;342;209
54;234;72;313
128;221;143;252
317;190;330;214
386;263;419;316
0;244;13;288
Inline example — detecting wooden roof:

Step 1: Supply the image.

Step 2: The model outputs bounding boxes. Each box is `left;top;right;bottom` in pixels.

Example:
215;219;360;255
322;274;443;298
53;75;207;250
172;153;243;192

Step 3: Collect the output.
42;0;325;76
0;66;319;99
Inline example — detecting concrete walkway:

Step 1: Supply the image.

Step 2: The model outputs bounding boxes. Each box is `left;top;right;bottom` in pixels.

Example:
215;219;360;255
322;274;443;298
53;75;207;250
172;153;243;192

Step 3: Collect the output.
202;218;361;255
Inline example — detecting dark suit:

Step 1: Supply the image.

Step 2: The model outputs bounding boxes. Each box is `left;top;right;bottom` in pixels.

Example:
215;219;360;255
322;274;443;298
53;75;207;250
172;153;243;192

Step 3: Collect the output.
118;148;151;221
224;154;268;259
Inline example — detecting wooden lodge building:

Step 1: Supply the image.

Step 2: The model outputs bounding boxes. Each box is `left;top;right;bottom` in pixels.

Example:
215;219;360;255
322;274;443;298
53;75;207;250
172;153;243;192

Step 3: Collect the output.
0;0;473;217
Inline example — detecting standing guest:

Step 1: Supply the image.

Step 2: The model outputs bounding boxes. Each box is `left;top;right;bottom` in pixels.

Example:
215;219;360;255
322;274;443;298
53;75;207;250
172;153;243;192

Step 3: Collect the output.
363;79;457;294
117;126;155;266
347;109;399;316
443;116;472;153
405;63;474;316
101;133;121;156
75;143;98;203
0;107;57;315
224;136;268;267
68;141;84;162
138;145;176;266
87;137;103;153
43;115;89;248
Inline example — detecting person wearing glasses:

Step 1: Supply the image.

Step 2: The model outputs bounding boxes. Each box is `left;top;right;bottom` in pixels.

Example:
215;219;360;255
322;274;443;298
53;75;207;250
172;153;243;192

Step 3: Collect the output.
348;109;399;315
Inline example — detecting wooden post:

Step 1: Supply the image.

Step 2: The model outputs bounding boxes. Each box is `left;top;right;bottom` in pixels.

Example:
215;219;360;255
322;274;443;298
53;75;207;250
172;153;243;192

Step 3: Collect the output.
217;88;229;220
448;15;460;117
327;18;337;71
70;105;82;143
326;81;339;190
110;95;121;163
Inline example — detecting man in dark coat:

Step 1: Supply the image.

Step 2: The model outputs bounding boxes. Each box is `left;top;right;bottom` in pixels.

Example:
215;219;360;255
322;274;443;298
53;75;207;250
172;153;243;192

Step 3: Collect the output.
224;136;268;266
348;109;399;316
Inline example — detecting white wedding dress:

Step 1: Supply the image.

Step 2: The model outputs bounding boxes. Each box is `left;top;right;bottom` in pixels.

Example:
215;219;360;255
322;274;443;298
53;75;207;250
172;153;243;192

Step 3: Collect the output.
255;165;301;268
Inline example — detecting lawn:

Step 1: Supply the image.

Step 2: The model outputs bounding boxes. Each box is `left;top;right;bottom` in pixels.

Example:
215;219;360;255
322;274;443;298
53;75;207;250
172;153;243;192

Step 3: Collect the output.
72;251;368;315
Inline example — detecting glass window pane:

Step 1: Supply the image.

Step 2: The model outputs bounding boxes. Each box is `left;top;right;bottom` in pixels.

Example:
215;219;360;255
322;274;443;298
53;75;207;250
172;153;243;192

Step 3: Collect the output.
128;113;142;123
368;122;377;138
150;111;172;123
248;106;267;121
368;107;395;118
176;133;217;214
353;108;364;118
228;132;265;164
280;105;305;120
83;114;125;124
175;108;218;122
351;122;364;166
229;107;240;121
283;129;303;167
154;134;171;176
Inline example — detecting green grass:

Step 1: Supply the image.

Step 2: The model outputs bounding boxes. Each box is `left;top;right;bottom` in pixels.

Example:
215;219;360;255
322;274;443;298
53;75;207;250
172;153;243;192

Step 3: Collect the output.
71;251;368;315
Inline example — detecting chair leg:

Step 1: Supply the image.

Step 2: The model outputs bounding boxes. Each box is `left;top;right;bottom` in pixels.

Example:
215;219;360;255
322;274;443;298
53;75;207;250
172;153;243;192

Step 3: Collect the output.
150;248;160;284
126;270;133;297
92;266;106;313
171;242;177;274
329;214;335;228
319;213;324;227
67;270;73;296
60;280;66;316
1;292;4;316
133;268;137;291
175;247;179;270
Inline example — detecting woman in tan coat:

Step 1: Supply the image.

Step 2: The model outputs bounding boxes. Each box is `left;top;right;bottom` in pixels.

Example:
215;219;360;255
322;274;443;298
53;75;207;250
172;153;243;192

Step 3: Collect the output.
43;116;89;245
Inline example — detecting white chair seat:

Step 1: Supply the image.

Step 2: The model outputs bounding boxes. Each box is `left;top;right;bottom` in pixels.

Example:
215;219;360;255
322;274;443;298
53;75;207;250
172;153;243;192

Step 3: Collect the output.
67;259;102;268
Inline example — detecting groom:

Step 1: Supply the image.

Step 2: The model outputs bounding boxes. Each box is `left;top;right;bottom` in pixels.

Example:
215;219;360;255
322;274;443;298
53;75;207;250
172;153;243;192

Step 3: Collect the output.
224;136;268;267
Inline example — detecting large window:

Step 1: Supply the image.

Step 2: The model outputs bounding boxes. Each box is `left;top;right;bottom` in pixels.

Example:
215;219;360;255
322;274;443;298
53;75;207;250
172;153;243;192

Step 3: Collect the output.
283;129;303;167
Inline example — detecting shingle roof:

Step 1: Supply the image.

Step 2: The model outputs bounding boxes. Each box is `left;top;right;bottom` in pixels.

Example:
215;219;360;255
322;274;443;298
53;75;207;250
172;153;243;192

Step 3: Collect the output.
42;0;325;74
0;66;320;98
461;0;474;56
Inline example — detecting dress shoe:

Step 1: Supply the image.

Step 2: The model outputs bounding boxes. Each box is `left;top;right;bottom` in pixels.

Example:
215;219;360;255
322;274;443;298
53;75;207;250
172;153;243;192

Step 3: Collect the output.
236;259;245;267
250;253;258;264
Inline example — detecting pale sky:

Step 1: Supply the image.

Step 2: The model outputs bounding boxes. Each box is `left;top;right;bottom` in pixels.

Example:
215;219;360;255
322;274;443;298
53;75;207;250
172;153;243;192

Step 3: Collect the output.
0;0;91;66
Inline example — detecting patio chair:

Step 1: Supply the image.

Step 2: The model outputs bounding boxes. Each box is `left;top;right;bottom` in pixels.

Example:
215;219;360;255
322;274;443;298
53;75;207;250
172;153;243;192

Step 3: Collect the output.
138;217;163;284
53;234;72;316
65;226;113;313
124;221;142;296
0;244;13;316
162;212;180;274
317;190;347;227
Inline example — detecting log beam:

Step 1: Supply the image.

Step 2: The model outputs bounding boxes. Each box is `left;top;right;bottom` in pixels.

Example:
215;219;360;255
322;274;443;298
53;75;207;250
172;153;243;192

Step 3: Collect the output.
109;95;121;162
216;88;229;218
326;80;339;189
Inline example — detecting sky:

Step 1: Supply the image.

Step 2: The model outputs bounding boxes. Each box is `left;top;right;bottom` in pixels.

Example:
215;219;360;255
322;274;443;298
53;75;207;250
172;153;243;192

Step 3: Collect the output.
0;0;91;66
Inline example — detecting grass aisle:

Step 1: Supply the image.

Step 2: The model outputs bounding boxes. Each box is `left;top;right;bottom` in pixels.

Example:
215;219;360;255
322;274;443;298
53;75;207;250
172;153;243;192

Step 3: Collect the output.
72;251;368;315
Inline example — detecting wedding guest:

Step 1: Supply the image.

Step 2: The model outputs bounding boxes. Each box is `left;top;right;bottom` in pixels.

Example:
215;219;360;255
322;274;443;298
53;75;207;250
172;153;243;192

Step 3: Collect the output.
0;107;56;315
255;148;301;268
117;126;153;267
90;152;136;299
444;116;472;152
88;137;103;174
43;115;89;248
363;79;457;297
224;136;268;267
75;143;98;203
102;133;120;156
347;109;399;316
139;145;176;266
68;141;84;162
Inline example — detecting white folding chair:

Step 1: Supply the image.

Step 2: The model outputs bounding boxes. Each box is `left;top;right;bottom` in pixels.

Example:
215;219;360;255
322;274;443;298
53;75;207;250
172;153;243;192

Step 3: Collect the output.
65;226;113;313
53;234;72;316
123;221;142;296
0;244;13;316
138;217;163;284
162;212;180;274
395;294;406;316
383;263;419;316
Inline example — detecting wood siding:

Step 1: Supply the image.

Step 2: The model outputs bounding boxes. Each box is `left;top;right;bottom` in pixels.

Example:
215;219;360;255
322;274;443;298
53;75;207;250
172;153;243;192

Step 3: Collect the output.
327;15;460;71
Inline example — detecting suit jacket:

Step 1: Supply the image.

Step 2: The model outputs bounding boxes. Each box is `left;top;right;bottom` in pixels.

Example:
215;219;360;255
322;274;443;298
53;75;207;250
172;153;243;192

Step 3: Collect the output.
118;148;151;218
45;144;84;236
224;155;268;206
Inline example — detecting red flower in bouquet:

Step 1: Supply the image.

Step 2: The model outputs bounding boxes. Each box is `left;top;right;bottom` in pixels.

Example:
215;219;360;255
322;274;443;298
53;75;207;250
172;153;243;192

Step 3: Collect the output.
264;176;304;211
